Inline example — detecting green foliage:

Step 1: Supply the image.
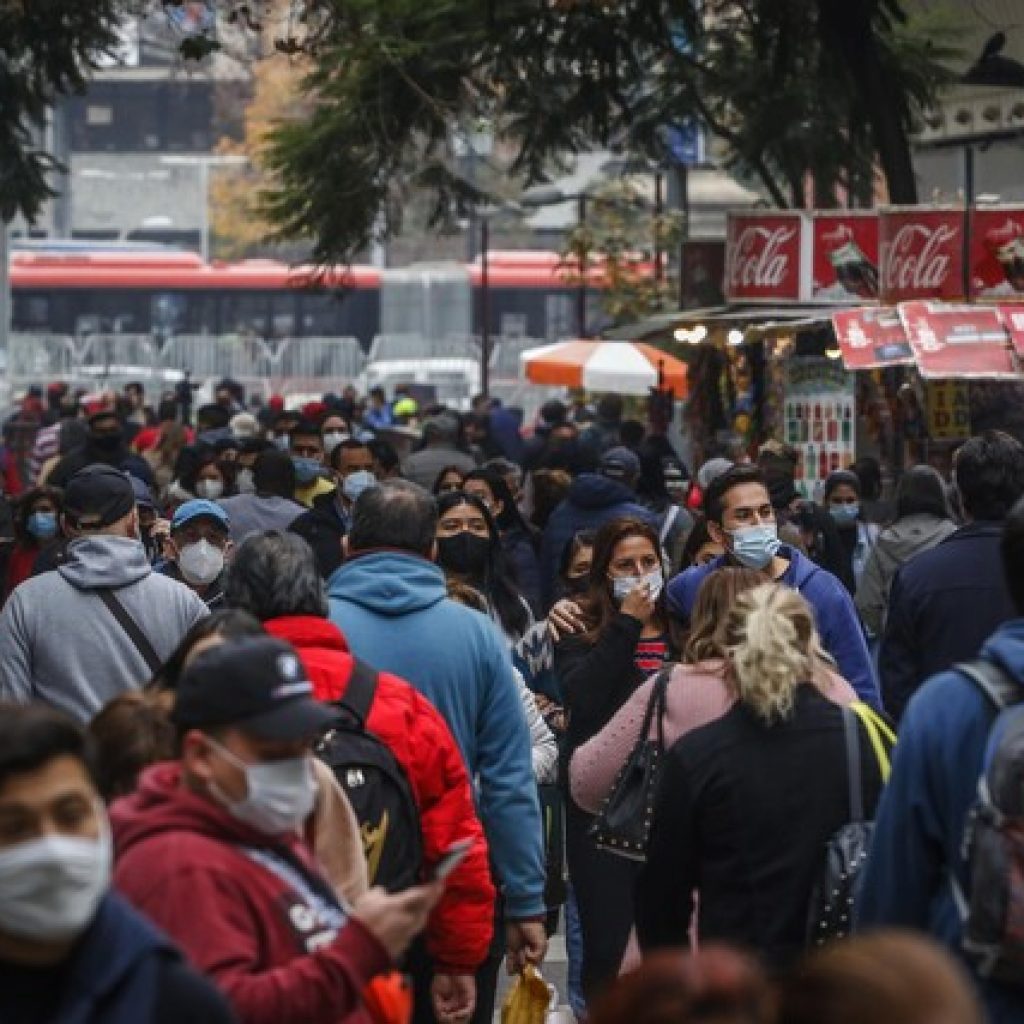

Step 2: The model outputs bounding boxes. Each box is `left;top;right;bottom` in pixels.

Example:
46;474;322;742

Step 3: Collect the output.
0;1;128;223
211;0;959;263
559;180;684;327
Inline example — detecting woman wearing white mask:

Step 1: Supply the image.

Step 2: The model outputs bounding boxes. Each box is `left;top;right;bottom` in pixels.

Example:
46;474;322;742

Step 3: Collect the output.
158;499;233;608
554;515;682;1004
0;703;235;1022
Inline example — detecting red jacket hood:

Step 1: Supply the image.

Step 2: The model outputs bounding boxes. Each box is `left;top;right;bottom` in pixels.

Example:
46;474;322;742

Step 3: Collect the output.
111;761;312;865
264;614;350;653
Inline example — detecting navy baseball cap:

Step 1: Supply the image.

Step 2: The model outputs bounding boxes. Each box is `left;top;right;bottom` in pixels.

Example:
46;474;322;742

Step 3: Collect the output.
171;499;230;531
64;465;136;529
600;446;641;482
173;637;338;740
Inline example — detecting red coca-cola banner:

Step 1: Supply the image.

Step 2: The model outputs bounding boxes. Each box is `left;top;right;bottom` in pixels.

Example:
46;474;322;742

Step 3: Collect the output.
998;305;1024;357
831;306;912;370
897;301;1017;379
812;213;879;301
971;207;1024;301
879;207;963;303
725;212;805;302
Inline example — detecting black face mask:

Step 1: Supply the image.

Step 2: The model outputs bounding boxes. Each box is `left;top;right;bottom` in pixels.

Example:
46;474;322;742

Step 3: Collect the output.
437;532;490;577
564;573;590;597
91;431;122;452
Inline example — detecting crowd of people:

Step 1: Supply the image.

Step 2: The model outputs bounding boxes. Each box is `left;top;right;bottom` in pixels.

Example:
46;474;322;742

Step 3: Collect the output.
0;374;1023;1024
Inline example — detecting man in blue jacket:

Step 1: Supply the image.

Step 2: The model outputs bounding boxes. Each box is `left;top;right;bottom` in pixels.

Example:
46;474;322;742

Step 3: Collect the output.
327;480;548;1024
0;703;234;1023
666;465;880;707
539;446;656;610
879;430;1024;720
858;496;1024;1023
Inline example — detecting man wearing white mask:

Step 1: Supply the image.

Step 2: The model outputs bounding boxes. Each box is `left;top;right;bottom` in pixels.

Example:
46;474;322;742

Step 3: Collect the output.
159;499;233;608
665;464;880;708
0;465;207;722
290;439;378;579
0;703;234;1022
112;636;441;1024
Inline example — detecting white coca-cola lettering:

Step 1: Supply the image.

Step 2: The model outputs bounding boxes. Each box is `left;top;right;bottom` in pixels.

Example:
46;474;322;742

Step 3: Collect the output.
729;225;797;290
883;222;957;293
821;223;853;248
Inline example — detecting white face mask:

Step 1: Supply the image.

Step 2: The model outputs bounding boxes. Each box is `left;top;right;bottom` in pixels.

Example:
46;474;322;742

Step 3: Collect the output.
178;538;225;586
208;739;317;836
611;568;664;604
195;479;224;500
236;468;256;495
0;827;111;942
323;431;349;454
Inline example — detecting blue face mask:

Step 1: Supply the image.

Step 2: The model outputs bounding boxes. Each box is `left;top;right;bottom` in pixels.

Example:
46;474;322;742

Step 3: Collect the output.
829;503;860;525
26;511;58;541
728;523;781;570
292;457;321;485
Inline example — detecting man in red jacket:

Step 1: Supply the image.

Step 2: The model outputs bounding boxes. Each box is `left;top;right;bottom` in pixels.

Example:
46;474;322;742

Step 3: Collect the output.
223;530;496;1024
112;635;441;1024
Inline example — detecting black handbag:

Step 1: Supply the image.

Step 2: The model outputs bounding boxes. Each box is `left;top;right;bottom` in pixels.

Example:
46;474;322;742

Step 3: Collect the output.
589;667;671;861
805;707;874;945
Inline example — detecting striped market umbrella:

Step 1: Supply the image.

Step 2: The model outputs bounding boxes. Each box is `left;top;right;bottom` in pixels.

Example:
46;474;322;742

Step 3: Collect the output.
520;339;688;396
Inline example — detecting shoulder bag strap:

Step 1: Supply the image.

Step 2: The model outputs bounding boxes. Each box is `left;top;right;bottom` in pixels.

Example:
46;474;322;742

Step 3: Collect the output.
96;588;162;674
955;659;1022;712
339;657;379;725
659;505;680;545
842;707;865;823
643;667;671;749
848;702;896;783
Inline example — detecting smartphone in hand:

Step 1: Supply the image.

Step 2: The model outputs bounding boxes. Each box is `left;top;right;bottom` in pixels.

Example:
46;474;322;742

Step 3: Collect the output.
431;838;474;882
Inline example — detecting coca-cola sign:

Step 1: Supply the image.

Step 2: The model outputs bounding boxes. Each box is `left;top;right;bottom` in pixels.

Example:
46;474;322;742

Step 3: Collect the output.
971;207;1024;301
879;208;963;303
831;306;912;370
897;300;1016;379
811;213;879;301
725;212;805;301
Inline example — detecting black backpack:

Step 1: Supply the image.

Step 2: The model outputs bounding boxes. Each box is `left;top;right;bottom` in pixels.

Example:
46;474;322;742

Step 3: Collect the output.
954;659;1024;984
315;659;424;892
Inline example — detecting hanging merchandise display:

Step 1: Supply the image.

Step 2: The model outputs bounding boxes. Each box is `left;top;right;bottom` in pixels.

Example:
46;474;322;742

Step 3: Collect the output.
783;357;856;499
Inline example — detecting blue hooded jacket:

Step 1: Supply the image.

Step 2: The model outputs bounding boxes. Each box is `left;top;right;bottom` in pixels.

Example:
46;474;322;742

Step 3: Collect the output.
666;545;880;708
539;473;656;610
857;618;1024;1023
33;892;231;1024
327;551;546;919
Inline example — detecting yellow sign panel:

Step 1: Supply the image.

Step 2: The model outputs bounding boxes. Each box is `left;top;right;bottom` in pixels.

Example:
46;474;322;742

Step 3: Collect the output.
926;380;970;441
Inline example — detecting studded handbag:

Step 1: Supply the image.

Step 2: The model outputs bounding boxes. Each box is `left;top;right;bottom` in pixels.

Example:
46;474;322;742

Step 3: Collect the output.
805;704;892;946
588;667;671;862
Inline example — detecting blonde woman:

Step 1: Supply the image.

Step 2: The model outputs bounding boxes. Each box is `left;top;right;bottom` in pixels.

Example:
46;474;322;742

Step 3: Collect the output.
570;567;857;815
635;583;887;968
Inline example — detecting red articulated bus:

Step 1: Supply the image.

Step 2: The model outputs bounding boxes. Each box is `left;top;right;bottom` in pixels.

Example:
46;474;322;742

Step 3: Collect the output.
9;244;619;348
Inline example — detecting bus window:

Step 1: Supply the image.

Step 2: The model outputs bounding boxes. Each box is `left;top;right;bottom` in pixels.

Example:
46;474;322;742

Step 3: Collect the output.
269;294;298;338
221;292;270;337
297;292;343;336
12;294;50;330
151;293;188;337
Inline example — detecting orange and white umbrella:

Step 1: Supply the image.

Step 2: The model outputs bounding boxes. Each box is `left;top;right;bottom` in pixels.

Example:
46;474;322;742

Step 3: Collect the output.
520;340;688;396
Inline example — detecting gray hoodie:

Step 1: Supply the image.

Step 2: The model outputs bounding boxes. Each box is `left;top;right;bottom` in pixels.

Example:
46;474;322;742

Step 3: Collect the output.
0;535;207;721
855;513;958;637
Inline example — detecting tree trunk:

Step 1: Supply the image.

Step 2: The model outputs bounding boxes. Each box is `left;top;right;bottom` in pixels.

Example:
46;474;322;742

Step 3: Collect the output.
816;0;918;204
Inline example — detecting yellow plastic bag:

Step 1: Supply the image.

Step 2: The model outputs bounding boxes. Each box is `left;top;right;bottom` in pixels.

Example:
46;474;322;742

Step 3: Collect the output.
501;965;551;1024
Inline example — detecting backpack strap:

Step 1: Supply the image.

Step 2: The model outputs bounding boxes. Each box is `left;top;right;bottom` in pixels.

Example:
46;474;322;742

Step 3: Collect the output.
339;657;379;726
95;588;162;674
955;659;1022;712
842;707;865;823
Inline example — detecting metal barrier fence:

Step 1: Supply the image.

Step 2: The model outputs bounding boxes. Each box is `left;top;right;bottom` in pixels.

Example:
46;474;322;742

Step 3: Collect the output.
4;332;567;419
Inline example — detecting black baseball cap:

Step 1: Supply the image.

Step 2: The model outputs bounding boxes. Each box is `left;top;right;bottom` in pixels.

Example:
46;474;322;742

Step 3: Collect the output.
64;464;136;529
173;637;338;741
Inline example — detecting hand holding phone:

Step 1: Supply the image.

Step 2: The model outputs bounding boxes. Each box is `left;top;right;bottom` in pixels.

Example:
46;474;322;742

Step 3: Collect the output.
431;838;474;882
